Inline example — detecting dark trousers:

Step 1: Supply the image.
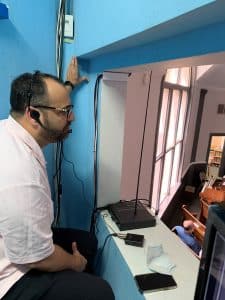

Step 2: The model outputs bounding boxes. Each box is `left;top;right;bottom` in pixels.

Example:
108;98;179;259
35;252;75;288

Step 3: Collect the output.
52;227;97;272
2;228;115;300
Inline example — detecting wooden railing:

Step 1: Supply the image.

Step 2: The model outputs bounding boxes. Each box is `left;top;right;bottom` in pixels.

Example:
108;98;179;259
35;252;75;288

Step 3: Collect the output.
181;204;206;245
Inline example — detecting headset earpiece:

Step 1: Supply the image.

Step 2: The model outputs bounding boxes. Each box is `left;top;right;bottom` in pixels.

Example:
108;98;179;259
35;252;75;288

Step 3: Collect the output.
30;109;40;121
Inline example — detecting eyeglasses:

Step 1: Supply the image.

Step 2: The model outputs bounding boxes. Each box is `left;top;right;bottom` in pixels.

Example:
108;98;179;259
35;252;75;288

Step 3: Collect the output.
32;104;74;118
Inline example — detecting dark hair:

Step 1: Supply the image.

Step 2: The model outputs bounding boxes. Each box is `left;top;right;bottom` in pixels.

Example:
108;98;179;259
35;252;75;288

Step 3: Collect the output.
10;71;64;114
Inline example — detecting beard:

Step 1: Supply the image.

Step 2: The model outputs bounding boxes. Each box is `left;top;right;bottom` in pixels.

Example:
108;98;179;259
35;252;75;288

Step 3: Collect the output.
41;122;72;143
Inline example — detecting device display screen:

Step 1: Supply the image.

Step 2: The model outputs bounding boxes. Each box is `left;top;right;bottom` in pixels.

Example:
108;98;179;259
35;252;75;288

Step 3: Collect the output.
134;273;177;293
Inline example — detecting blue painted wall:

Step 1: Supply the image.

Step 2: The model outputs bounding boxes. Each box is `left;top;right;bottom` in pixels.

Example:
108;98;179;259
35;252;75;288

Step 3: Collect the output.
1;3;225;298
2;0;225;231
0;0;58;188
58;79;95;229
73;0;214;56
95;214;145;300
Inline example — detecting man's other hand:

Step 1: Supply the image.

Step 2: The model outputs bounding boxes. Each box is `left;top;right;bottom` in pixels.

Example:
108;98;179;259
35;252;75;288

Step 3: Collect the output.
71;242;87;272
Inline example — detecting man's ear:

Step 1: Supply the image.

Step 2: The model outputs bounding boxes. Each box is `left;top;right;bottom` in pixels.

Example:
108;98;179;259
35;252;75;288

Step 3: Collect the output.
25;107;39;125
29;110;40;122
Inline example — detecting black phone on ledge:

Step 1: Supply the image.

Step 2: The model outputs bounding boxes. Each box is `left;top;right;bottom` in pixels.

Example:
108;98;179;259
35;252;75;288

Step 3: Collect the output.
134;272;177;293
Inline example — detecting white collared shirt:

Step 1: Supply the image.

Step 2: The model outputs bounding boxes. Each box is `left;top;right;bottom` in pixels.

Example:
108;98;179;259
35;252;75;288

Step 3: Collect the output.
0;116;54;298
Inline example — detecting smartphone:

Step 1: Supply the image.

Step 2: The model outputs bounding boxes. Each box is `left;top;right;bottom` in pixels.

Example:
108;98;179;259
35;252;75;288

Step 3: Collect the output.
134;272;177;293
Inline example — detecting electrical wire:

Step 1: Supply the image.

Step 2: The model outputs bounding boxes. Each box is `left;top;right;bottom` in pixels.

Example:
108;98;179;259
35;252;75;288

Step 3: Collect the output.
90;74;103;233
53;141;63;227
102;214;127;239
120;198;150;203
134;71;152;214
53;0;66;226
61;143;87;204
94;233;115;270
94;228;128;270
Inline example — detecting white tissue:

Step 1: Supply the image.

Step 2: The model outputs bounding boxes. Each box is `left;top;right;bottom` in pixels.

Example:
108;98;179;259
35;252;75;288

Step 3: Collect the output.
146;244;176;275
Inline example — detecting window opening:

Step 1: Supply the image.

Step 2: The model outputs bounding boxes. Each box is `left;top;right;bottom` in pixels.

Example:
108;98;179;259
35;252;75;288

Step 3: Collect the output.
151;67;191;214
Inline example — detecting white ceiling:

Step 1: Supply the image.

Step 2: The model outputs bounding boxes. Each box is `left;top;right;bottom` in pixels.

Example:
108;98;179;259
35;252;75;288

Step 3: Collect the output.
196;64;225;89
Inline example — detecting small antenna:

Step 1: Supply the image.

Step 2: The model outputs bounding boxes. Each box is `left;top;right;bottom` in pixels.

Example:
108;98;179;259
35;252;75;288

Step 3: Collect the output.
134;72;151;214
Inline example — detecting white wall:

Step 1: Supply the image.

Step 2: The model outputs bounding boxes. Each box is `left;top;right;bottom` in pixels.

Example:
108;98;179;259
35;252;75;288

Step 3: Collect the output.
196;88;225;161
182;64;225;173
97;68;165;207
97;79;127;207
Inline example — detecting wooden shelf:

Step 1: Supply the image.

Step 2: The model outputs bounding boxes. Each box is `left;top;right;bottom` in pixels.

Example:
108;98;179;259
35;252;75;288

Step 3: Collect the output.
209;149;222;166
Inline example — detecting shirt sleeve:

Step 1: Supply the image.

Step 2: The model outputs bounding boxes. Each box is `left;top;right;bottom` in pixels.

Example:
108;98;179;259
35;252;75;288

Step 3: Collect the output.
0;184;54;264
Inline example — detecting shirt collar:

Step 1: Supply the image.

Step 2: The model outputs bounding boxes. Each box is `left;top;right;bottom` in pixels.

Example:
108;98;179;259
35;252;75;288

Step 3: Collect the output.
6;116;47;168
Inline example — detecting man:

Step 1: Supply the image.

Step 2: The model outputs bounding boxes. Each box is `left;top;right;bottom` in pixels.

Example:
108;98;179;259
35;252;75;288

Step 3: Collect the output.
173;220;201;255
0;57;114;300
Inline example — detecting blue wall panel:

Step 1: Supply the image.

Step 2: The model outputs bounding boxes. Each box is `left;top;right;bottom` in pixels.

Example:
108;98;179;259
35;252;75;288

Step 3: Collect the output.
1;0;225;231
59;73;95;229
95;214;145;300
0;0;58;188
73;0;214;56
89;21;225;73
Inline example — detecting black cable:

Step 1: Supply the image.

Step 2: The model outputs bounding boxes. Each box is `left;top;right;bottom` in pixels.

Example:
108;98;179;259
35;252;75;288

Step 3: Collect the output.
53;0;67;227
53;142;60;179
94;233;116;270
90;74;103;233
103;71;132;76
57;142;63;224
61;143;87;204
134;72;152;214
120;198;150;202
53;141;63;227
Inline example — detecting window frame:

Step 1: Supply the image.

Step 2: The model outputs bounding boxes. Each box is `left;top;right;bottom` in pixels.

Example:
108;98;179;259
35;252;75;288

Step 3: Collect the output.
150;69;192;214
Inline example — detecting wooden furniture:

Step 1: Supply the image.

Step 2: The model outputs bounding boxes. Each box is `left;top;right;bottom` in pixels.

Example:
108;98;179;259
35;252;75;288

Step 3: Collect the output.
199;187;225;204
198;187;225;225
181;205;206;245
208;149;222;166
199;198;209;224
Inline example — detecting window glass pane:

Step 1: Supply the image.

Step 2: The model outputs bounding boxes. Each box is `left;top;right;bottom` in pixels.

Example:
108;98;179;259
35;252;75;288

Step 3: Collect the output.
166;90;180;150
178;67;191;87
160;151;172;203
151;159;162;211
156;89;169;157
151;67;191;213
177;91;188;141
165;68;179;84
171;143;181;188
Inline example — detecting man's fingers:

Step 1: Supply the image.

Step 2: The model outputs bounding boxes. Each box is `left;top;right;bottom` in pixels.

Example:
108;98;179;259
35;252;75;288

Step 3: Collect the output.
73;56;77;66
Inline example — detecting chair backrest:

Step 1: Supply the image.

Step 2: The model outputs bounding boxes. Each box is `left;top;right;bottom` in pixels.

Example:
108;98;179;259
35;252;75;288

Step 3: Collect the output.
181;205;206;245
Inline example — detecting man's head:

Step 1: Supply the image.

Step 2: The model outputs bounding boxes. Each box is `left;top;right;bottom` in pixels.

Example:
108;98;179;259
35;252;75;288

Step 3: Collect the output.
183;220;195;233
10;71;74;147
